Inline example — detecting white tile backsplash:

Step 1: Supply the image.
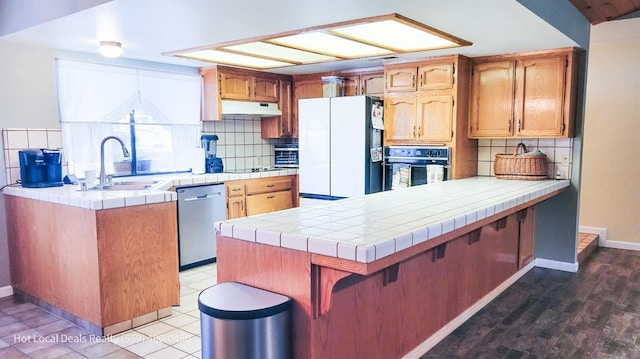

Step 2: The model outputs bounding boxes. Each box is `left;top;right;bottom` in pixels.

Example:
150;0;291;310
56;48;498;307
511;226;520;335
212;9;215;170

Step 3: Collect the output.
477;138;574;180
201;116;294;173
2;128;66;185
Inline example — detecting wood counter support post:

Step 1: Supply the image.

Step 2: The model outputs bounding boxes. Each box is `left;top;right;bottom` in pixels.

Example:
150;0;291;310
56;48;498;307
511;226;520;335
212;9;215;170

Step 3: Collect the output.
311;264;353;319
382;263;400;286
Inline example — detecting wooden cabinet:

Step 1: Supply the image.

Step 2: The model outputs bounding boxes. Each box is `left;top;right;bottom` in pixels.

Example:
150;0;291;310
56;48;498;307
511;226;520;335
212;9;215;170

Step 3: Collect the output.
469;48;578;138
343;70;385;96
262;79;295;138
219;70;279;102
226;175;298;219
383;56;477;180
200;65;290;121
517;206;536;269
385;65;417;92
6;196;179;332
226;183;246;219
384;57;461;145
418;62;455;90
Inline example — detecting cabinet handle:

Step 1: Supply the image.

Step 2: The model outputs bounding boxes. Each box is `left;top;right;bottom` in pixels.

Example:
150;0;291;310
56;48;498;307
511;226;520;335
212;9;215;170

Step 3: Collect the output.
413;125;416;138
232;188;241;192
419;73;423;87
417;125;421;138
267;195;275;199
266;184;275;188
508;119;512;133
517;119;521;133
412;75;415;88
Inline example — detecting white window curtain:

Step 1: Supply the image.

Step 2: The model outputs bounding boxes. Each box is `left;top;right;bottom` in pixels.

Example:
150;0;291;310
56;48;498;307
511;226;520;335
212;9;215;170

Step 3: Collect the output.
56;59;202;178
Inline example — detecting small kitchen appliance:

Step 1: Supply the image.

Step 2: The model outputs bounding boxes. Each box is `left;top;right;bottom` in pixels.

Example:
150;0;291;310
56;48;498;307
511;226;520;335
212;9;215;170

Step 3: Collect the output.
201;135;223;173
18;149;64;188
274;144;299;168
383;146;451;190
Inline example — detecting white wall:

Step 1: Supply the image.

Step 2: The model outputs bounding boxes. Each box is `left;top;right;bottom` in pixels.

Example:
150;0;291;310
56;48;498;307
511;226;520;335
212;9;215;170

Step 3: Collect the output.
579;18;640;244
0;41;61;288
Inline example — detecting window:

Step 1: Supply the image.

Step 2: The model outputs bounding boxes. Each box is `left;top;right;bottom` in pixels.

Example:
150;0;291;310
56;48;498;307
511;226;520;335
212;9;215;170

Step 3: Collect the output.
56;59;202;178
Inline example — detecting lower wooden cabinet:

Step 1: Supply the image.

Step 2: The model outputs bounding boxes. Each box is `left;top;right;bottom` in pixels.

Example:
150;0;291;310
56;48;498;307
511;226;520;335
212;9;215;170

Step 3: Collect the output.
517;206;536;268
226;175;298;219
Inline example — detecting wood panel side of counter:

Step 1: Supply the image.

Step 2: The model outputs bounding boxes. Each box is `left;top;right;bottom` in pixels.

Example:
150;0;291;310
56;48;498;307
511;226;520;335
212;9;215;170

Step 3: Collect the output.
6;196;102;325
96;201;179;326
216;235;314;359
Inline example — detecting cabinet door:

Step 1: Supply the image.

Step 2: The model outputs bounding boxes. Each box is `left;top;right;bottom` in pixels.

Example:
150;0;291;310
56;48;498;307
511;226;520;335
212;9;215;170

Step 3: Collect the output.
360;71;385;96
416;95;453;143
342;75;359;96
227;197;246;219
384;94;417;143
246;190;293;216
219;72;252;100
385;66;417;92
517;206;536;269
200;68;222;121
515;55;567;137
469;61;516;138
253;76;279;102
261;80;294;138
418;62;454;91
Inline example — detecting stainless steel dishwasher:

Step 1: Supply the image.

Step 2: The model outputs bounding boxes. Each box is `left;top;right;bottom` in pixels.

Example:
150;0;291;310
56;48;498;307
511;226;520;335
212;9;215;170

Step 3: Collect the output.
177;184;226;270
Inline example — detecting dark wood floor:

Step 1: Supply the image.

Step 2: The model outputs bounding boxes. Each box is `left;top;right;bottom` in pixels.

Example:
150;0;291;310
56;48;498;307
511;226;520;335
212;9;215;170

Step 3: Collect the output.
423;247;640;359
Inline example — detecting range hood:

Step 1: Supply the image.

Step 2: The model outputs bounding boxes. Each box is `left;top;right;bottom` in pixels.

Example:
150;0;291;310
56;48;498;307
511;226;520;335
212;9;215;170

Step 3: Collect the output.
221;100;282;117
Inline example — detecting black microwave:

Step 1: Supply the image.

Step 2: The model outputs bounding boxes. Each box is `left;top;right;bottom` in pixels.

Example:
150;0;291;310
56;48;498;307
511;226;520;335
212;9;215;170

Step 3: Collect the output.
274;144;299;168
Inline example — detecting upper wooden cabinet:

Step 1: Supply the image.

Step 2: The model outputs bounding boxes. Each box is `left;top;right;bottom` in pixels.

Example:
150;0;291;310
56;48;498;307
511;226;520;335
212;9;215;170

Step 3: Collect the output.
219;70;279;102
200;65;291;121
384;55;477;180
385;65;417;92
343;70;385;96
262;79;295;138
385;62;454;93
469;48;578;138
384;93;454;143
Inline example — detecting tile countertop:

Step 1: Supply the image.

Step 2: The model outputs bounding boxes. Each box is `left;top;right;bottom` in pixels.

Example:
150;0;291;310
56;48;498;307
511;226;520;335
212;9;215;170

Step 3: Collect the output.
1;169;298;210
216;177;570;264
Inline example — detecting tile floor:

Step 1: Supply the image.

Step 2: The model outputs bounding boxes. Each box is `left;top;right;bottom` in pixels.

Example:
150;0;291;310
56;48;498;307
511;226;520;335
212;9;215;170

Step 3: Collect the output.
0;262;217;359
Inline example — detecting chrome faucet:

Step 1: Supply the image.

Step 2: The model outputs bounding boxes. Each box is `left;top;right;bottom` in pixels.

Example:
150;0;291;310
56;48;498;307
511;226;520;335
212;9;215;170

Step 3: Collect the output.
99;136;130;185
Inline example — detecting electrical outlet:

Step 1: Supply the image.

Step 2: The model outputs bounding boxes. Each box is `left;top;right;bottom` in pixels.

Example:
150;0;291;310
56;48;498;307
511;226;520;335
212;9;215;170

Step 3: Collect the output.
556;165;570;179
560;154;570;165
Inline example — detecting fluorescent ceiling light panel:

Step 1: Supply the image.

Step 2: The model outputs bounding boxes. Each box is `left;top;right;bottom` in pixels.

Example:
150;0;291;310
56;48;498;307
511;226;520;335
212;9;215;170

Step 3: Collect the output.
269;32;395;59
165;13;471;69
176;49;294;69
223;42;339;64
331;20;460;52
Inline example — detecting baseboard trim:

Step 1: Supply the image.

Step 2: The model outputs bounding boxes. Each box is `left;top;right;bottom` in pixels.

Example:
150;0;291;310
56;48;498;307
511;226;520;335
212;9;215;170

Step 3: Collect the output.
402;261;535;359
535;257;578;272
0;285;14;298
579;225;640;251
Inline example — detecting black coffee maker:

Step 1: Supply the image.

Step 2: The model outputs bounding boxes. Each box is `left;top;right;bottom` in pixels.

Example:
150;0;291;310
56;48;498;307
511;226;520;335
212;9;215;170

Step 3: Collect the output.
18;149;64;188
201;135;223;173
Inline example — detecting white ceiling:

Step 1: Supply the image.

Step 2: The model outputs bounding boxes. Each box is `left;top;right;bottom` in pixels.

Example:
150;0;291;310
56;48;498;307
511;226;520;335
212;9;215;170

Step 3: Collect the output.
0;0;580;75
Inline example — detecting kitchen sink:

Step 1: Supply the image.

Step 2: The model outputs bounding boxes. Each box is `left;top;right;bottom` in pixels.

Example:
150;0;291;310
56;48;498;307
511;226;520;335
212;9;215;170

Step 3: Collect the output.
87;180;161;191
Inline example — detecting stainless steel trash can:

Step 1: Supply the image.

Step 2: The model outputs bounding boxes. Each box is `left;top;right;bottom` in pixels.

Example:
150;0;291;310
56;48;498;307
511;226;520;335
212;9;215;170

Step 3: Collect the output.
199;281;292;359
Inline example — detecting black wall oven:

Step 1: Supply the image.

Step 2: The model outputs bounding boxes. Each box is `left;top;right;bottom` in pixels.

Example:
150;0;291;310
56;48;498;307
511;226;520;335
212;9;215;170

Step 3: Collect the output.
383;146;451;190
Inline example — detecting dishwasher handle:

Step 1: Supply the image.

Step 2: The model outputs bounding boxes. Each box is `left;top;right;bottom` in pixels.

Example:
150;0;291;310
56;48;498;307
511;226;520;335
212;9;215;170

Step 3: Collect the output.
183;192;224;202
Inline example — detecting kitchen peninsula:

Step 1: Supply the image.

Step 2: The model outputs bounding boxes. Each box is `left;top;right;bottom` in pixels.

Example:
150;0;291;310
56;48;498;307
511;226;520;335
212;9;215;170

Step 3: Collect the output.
216;177;570;358
3;169;297;336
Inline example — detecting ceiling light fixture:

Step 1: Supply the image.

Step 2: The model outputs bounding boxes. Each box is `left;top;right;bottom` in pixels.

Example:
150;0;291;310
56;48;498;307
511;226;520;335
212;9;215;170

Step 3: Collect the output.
99;41;123;58
165;13;472;70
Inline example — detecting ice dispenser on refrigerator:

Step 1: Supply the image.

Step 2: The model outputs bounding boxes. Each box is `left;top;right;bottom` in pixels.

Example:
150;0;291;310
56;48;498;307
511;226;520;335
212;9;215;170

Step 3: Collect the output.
18;149;63;188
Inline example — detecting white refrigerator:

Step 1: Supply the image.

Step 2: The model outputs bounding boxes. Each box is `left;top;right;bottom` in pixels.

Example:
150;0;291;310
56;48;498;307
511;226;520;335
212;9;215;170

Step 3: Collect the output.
298;95;383;200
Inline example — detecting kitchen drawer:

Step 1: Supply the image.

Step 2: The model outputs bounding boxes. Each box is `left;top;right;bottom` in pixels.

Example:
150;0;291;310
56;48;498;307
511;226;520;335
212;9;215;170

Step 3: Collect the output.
245;178;292;195
246;190;293;216
227;184;245;197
